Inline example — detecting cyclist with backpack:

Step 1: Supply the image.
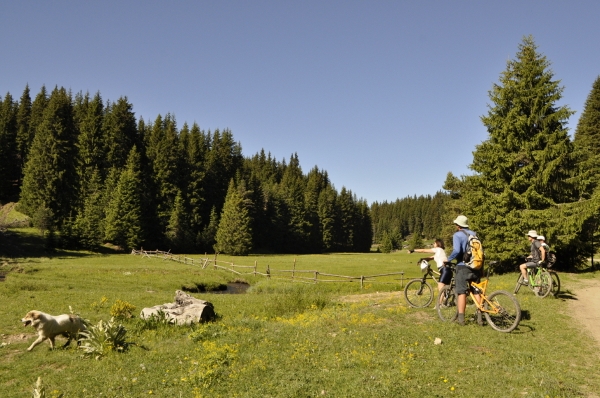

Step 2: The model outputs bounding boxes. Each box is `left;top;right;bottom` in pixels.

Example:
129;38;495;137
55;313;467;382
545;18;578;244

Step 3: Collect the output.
519;230;546;285
537;235;551;255
446;215;483;326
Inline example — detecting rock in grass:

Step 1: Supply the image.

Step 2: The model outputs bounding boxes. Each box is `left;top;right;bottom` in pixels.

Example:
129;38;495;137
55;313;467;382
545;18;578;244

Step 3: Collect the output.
434;338;442;345
140;290;215;325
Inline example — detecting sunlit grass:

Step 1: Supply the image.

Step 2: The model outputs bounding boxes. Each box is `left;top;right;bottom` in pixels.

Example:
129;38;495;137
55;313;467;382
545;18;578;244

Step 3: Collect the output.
1;229;599;397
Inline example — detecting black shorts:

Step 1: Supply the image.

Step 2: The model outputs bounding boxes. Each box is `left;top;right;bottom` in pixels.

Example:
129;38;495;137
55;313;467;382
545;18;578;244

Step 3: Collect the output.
455;265;481;295
525;262;538;268
439;266;453;285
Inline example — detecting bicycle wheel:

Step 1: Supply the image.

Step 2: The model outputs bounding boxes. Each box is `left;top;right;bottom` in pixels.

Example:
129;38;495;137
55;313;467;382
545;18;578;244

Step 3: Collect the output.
550;271;560;297
404;279;433;308
436;285;457;322
514;274;524;294
483;290;521;333
534;271;553;298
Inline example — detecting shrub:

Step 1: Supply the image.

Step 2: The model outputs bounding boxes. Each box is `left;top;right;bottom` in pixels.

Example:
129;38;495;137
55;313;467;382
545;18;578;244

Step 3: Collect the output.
110;299;136;319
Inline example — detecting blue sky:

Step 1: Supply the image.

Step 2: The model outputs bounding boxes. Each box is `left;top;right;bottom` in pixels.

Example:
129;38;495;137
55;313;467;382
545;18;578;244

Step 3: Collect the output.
2;1;599;204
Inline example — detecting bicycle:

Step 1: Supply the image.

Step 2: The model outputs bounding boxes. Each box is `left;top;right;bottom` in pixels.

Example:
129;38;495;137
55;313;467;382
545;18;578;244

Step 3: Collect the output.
437;262;522;332
404;259;453;308
514;258;553;298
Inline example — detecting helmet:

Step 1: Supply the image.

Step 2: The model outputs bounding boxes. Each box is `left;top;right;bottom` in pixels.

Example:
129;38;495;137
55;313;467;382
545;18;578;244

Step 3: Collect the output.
419;260;430;274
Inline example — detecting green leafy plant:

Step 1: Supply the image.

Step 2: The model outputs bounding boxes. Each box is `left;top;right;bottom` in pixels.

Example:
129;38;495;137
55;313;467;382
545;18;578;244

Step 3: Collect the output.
134;309;172;332
79;318;130;359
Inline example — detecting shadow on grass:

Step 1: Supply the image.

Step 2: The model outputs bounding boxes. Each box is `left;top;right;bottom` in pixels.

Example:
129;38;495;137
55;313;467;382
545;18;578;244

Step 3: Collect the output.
0;228;121;260
556;291;577;300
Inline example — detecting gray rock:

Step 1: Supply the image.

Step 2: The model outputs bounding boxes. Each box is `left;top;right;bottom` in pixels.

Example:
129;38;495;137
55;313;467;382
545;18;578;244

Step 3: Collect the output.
140;290;215;325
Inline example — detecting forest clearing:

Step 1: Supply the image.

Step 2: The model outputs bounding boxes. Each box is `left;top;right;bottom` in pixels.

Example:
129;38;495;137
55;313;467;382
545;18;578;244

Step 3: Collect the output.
1;228;599;397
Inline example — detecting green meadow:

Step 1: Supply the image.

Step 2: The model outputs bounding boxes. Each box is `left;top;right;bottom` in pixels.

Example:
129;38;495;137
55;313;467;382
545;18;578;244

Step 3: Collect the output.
1;228;599;397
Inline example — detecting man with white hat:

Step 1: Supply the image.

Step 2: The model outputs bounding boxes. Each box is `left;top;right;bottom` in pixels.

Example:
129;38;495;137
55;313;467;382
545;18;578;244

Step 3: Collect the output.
518;230;546;284
446;215;481;326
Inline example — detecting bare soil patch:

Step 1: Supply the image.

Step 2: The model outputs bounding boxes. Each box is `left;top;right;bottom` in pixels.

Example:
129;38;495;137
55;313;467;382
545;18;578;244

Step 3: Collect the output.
568;275;600;348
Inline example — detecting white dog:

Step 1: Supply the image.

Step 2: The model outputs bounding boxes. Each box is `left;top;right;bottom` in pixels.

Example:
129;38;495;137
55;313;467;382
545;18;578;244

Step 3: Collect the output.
21;310;87;351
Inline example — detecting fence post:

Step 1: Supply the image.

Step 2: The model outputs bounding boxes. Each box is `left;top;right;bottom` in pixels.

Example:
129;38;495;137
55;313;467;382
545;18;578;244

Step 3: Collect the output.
254;260;257;276
293;258;296;281
360;276;364;289
214;253;218;270
314;271;318;284
266;264;270;279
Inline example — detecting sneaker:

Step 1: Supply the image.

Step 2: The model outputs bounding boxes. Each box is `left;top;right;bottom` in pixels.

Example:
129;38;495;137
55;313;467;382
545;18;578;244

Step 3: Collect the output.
520;279;529;285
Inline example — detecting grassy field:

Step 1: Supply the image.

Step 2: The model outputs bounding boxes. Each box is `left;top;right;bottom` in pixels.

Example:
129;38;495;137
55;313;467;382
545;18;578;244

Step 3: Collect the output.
1;228;599;397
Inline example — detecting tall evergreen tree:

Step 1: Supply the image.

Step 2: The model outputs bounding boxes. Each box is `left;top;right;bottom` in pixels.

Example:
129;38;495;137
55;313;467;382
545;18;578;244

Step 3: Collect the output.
202;129;243;224
305;167;329;252
573;76;600;197
103;97;139;170
166;190;192;251
19;87;78;227
214;179;253;255
28;86;49;147
458;36;584;269
145;114;181;232
15;85;32;184
76;92;106;197
0;92;18;202
104;147;144;250
278;153;310;252
73;167;105;248
318;185;338;252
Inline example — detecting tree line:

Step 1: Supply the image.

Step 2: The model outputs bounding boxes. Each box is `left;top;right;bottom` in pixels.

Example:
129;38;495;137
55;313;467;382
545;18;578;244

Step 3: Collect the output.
0;87;372;254
370;192;448;251
2;36;600;268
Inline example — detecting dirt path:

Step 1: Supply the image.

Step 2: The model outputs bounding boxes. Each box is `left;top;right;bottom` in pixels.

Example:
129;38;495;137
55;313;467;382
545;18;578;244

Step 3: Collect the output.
568;275;600;347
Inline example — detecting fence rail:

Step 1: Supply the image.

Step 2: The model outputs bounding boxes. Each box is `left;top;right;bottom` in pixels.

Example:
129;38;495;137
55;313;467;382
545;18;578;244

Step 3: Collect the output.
131;249;407;289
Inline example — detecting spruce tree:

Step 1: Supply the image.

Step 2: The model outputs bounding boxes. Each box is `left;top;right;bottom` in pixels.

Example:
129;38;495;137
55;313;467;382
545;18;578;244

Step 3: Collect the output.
104;147;144;250
19;87;78;226
380;231;393;253
76;92;105;195
0;92;18;202
460;36;584;268
103;97;139;170
145;114;181;231
305;167;329;252
278;153;309;252
318;184;338;252
573;76;600;197
199;206;219;252
15;85;32;184
166;190;192;251
214;180;252;255
73;168;105;249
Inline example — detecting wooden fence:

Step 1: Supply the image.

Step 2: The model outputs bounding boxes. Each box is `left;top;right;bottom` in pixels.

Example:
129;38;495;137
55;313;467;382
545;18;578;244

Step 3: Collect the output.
131;249;407;289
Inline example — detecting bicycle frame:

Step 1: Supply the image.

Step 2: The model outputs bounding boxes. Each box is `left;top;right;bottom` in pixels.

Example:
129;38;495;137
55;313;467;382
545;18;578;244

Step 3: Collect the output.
467;279;501;315
416;267;440;287
526;266;546;289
